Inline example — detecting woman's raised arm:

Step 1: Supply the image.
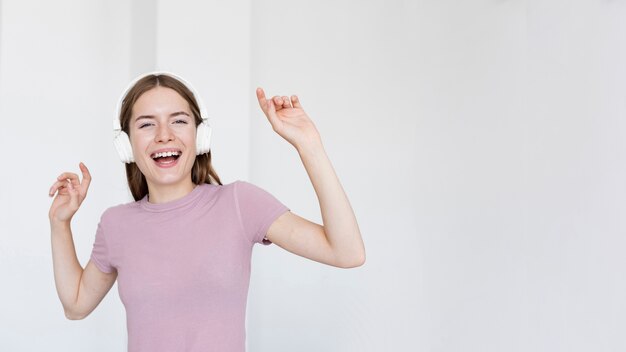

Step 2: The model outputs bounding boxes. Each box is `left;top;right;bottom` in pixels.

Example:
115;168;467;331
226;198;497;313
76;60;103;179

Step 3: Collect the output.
49;163;117;319
256;89;365;268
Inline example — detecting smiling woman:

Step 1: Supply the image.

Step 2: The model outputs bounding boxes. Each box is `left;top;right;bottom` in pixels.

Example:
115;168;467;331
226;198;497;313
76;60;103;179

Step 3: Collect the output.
128;86;205;203
48;71;365;352
115;74;221;202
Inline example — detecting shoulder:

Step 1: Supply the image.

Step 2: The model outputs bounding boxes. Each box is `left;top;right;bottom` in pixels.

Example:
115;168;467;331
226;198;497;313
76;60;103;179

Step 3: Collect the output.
100;199;142;222
230;180;284;206
230;180;267;193
216;180;262;197
231;180;276;199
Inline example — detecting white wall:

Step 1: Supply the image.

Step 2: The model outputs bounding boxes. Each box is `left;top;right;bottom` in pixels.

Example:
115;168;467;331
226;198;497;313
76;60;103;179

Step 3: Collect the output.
0;1;130;350
1;1;626;351
155;0;252;183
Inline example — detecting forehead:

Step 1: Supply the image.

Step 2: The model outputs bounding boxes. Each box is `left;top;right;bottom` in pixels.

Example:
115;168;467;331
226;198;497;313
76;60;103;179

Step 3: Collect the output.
132;86;191;116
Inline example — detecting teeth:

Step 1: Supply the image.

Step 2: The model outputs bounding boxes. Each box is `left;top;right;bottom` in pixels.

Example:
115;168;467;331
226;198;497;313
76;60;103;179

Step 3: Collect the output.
152;151;180;158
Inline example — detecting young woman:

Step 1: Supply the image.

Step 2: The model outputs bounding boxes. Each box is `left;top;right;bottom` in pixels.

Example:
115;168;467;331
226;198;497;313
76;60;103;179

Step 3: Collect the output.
48;72;365;351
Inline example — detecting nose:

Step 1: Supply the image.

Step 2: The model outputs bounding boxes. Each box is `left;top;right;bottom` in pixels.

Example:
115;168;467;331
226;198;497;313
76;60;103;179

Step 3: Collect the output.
155;124;175;143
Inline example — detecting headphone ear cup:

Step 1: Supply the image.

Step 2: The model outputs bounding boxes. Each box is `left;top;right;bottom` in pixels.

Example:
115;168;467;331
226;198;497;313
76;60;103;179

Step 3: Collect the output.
196;121;212;155
113;131;135;163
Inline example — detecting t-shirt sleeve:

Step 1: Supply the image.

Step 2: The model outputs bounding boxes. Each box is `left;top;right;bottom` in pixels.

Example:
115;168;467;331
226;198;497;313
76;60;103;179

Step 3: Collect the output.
90;217;115;273
234;180;290;245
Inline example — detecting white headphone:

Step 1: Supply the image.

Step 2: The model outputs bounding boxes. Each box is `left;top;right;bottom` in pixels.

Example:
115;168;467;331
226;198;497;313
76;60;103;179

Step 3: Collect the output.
113;71;212;163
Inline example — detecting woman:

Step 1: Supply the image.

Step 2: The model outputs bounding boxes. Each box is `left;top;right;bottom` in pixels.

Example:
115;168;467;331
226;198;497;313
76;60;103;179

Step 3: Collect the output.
48;72;365;351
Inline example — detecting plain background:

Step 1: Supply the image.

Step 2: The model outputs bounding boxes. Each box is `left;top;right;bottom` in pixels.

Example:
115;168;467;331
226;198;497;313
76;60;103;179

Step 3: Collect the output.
1;0;626;351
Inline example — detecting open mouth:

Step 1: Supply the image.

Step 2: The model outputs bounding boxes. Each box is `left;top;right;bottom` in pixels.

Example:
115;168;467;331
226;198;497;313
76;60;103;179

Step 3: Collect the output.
150;150;182;167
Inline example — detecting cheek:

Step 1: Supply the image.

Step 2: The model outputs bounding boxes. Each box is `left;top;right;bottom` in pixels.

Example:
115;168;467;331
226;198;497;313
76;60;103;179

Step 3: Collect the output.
129;134;154;169
180;127;196;142
129;132;151;151
176;129;197;150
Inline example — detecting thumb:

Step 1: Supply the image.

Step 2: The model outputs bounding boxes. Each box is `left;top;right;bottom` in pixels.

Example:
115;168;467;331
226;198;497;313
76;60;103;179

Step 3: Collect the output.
265;99;281;129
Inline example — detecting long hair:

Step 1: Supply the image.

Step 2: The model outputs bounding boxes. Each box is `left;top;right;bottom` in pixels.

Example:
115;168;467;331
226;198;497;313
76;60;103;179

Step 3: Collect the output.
119;74;222;200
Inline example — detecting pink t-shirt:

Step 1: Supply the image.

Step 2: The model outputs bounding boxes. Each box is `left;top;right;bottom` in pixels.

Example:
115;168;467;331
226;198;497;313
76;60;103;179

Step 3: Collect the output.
90;181;290;352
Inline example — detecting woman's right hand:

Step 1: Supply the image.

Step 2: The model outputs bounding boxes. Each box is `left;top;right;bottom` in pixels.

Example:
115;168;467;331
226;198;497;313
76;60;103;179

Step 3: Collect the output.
48;162;92;223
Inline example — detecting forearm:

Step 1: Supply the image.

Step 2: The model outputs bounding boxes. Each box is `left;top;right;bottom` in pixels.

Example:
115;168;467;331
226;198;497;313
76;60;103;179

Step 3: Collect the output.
297;142;365;266
50;221;84;316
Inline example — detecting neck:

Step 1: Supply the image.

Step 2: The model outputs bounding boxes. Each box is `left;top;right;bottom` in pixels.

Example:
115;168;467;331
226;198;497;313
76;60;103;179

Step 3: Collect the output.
146;180;196;204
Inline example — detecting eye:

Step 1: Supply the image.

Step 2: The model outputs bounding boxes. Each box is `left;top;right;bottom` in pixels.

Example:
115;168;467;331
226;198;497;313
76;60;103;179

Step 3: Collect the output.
173;119;188;125
138;122;154;129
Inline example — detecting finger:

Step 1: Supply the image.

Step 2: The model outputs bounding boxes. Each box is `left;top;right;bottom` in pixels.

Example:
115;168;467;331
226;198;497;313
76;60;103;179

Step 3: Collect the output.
281;96;292;108
272;96;284;110
57;172;80;185
49;180;69;197
67;180;80;210
79;162;92;192
256;87;269;112
291;95;302;109
49;184;59;197
49;181;59;196
265;99;281;128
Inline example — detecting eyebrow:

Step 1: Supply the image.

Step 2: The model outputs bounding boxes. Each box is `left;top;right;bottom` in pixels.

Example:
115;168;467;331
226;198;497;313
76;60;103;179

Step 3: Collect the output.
134;111;191;122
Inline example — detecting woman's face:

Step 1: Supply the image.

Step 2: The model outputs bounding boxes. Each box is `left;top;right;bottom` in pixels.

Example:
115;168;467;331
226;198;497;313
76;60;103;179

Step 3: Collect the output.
129;86;197;191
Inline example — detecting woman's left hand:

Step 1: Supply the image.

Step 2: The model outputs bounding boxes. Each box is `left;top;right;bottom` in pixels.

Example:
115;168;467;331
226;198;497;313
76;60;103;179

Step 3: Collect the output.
256;87;322;151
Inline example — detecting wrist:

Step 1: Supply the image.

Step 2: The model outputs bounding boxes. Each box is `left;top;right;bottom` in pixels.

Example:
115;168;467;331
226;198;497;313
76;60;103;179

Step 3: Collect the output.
50;219;72;232
296;139;325;157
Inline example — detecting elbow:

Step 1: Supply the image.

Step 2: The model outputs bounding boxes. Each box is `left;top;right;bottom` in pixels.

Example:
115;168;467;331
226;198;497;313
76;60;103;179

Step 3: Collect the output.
64;307;87;321
338;259;365;269
336;251;366;269
65;311;86;321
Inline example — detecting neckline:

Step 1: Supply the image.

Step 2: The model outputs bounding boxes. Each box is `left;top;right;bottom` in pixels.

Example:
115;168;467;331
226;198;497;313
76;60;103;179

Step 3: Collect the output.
139;183;209;212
